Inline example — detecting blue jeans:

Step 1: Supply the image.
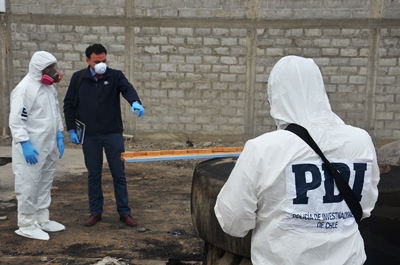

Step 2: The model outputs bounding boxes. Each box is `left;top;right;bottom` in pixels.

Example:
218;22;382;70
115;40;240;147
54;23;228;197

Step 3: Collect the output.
82;133;130;216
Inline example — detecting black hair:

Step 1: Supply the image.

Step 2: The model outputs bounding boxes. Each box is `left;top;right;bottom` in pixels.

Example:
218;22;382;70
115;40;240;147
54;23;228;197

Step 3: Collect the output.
85;44;107;59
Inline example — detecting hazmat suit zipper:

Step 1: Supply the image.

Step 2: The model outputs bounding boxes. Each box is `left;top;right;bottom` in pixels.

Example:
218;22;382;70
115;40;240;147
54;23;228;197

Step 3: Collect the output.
46;88;57;136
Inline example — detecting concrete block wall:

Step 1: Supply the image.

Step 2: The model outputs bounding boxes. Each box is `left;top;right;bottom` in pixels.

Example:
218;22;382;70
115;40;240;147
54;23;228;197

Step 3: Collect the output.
9;22;128;107
134;26;248;135
377;28;400;138
0;0;399;140
133;0;372;19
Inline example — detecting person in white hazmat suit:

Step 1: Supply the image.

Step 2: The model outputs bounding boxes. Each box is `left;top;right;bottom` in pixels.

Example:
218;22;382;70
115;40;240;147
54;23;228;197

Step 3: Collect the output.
214;56;380;265
9;51;66;241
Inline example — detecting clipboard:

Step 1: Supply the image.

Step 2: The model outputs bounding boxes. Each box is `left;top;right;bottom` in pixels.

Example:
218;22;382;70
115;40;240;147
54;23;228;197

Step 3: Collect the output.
75;119;86;144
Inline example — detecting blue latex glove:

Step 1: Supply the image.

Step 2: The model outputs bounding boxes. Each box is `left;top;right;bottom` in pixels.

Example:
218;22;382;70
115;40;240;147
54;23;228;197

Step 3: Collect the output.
57;131;64;159
68;130;80;145
20;141;39;165
131;101;144;117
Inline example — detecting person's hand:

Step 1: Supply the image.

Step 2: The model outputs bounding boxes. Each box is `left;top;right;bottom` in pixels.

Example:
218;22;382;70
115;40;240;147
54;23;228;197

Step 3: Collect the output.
68;130;80;145
131;101;144;117
20;141;39;165
57;131;64;159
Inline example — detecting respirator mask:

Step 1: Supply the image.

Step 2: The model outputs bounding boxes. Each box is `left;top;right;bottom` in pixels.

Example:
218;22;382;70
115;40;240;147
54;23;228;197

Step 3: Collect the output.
40;66;62;85
94;62;107;75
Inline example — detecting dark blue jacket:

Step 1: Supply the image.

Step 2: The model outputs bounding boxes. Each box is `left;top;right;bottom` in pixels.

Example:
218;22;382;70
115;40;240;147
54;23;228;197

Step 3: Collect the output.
63;66;141;135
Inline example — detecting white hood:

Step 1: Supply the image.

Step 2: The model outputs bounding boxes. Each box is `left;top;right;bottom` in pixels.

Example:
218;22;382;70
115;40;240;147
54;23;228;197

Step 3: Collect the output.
28;51;57;81
267;55;344;130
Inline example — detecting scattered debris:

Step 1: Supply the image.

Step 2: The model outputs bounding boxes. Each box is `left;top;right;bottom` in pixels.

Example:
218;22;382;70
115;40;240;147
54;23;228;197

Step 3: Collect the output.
202;142;212;147
94;256;127;265
138;227;149;232
186;140;194;147
170;230;182;236
123;134;134;142
166;258;192;265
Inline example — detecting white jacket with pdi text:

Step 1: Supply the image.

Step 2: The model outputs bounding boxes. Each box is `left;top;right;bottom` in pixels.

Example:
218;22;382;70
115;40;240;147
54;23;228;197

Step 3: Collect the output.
214;56;380;265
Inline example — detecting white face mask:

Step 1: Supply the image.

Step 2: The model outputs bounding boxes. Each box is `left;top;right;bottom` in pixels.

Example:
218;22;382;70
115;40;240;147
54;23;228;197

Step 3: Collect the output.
94;62;107;74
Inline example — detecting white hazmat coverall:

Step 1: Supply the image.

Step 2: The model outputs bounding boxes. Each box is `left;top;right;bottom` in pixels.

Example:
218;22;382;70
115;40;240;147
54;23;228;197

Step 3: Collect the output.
215;56;380;265
9;51;65;240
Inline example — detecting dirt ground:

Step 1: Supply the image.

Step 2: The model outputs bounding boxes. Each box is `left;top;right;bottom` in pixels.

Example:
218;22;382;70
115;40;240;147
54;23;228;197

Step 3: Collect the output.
0;135;397;265
0;136;245;265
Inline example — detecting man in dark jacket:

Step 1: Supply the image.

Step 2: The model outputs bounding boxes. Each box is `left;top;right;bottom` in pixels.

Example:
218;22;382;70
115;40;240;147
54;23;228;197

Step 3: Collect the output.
63;43;144;227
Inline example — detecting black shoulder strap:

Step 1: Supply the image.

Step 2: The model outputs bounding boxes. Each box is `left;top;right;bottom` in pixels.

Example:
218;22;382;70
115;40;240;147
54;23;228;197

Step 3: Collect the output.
285;123;363;225
73;68;87;108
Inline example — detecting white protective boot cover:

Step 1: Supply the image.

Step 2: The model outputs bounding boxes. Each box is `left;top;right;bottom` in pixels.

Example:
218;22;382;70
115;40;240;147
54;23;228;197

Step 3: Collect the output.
40;220;66;232
15;222;50;241
37;209;65;232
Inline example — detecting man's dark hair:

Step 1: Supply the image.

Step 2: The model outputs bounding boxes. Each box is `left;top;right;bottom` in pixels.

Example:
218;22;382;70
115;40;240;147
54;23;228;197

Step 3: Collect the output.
85;44;107;59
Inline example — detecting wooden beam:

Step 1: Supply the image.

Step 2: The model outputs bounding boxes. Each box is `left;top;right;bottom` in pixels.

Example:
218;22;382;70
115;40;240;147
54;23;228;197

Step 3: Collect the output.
121;147;243;163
